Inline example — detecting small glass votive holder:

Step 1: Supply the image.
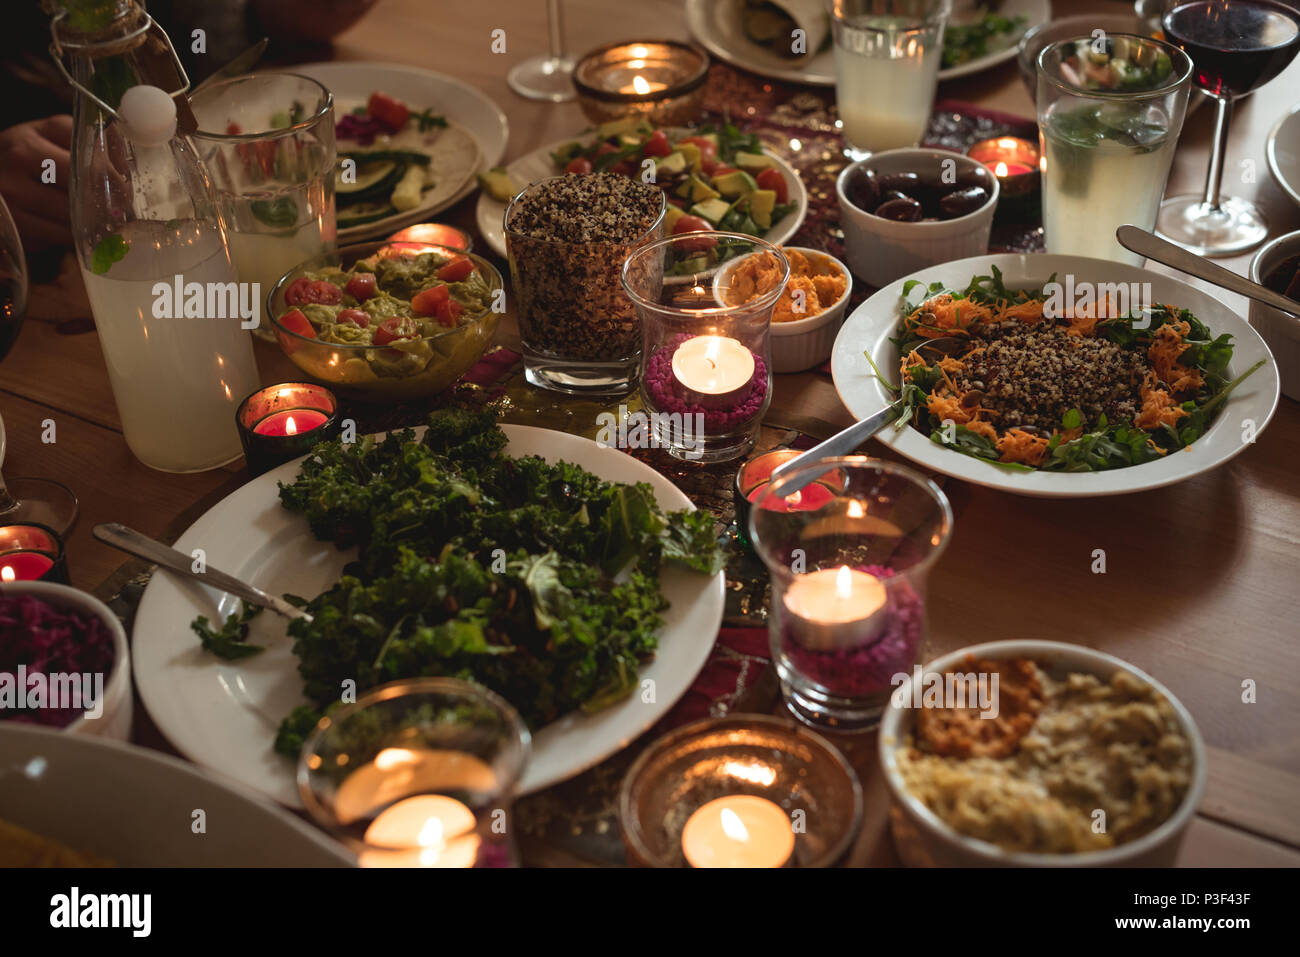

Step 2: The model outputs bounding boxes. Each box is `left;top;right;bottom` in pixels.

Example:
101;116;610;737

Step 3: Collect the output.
0;523;69;584
622;234;788;463
733;448;848;549
619;715;862;868
235;382;341;477
506;176;666;395
572;40;709;127
967;136;1041;220
386;223;473;252
298;677;531;868
750;457;953;731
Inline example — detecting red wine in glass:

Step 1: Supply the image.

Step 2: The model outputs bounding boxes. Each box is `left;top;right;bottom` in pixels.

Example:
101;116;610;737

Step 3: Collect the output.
0;283;23;360
1164;0;1300;95
1157;0;1300;256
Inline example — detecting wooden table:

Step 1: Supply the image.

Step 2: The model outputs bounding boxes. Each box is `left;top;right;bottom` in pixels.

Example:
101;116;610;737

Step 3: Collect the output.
2;0;1296;866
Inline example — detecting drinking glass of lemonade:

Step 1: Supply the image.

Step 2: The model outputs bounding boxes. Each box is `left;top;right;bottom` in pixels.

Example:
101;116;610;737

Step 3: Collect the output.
190;74;337;339
1036;34;1192;265
827;0;952;156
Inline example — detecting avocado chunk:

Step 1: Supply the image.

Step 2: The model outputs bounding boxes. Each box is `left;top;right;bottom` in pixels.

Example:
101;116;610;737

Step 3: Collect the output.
618;132;644;148
476;166;521;203
655;151;688;177
663;205;686;233
746;188;777;229
734;151;774;172
690;197;732;225
595;115;644;141
679;173;720;202
675;142;702;173
713;169;759;198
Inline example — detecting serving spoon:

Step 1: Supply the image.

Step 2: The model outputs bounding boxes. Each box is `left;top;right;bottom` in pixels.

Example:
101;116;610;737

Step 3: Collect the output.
93;523;311;622
1116;225;1300;317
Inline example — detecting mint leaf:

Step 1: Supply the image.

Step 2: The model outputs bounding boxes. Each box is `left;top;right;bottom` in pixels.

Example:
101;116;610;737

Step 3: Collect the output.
91;233;129;275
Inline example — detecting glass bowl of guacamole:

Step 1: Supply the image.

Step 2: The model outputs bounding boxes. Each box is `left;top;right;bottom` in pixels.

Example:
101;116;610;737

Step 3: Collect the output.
268;241;503;400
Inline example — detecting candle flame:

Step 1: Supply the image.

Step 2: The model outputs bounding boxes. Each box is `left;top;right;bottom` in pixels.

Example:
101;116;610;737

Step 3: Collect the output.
630;45;649;59
835;565;853;598
786;489;802;508
0;566;13;582
846;500;865;518
704;337;720;366
997;137;1019;149
417;816;444;848
373;747;418;771
632;74;651;95
720;808;749;843
994;161;1009;177
285;415;298;436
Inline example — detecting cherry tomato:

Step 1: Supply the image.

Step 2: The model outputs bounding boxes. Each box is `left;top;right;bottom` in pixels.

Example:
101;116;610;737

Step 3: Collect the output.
433;297;463;326
436;256;475;283
700;159;718;176
367;91;410;131
345;272;377;301
642;130;672;157
308;280;342;304
755;167;788;204
609;160;634;176
411;284;451;315
672;214;717;253
373;315;419;345
564;156;593;175
338;308;370;328
283;277;313;306
593;142;620;158
276;308;316;354
679;136;718;163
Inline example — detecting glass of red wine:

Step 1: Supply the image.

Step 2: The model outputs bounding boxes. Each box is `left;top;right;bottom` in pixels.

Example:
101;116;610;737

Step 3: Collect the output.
0;194;78;534
1157;0;1300;255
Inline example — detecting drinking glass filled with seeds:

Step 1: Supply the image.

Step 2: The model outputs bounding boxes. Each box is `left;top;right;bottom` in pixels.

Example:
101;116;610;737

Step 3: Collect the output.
505;173;665;394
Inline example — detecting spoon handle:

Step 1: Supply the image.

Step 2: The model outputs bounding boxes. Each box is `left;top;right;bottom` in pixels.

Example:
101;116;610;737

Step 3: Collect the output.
767;403;900;496
1116;225;1300;317
93;523;311;622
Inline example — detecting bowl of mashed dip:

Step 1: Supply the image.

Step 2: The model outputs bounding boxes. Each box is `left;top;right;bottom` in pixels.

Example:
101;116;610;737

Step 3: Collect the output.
878;640;1206;867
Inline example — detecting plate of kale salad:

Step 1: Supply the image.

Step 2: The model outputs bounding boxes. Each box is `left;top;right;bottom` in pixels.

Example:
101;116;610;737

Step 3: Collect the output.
131;407;727;805
831;254;1280;498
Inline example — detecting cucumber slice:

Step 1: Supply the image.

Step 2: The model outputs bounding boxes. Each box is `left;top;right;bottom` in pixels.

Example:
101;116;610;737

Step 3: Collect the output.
340;149;432;167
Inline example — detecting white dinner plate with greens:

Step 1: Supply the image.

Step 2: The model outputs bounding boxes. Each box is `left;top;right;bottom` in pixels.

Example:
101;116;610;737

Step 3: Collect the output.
684;0;1048;86
475;134;807;259
295;61;508;241
131;425;726;807
830;253;1280;498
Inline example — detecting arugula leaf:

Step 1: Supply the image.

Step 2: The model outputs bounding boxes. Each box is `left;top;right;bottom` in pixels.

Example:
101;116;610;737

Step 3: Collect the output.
191;602;265;659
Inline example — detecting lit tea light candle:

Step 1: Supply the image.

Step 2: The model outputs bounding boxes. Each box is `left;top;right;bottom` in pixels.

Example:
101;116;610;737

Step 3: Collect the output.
681;795;795;868
386;223;472;251
783;565;888;651
967;136;1041;203
235;382;340;477
572;40;708;127
252;409;329;437
621;74;668;95
363;794;482;868
671;335;756;409
0;524;67;584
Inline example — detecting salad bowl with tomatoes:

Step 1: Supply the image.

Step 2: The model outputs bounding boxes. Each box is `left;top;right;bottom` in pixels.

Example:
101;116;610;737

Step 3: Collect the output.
268;241;503;400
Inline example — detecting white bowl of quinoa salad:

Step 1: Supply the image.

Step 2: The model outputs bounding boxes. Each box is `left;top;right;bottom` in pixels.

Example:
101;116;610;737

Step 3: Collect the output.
878;640;1207;867
831;253;1280;497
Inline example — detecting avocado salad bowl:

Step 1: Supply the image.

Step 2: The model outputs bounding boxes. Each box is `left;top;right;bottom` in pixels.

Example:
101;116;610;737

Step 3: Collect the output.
267;240;503;401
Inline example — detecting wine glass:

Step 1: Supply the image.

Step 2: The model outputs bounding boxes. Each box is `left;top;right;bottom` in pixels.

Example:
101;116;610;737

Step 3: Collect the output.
506;0;576;102
0;194;79;533
1157;0;1300;256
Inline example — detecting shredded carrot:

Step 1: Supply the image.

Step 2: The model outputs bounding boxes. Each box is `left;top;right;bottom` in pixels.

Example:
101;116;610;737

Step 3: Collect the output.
996;428;1050;466
965;419;997;442
1053;426;1084;443
1001;300;1045;323
1135;371;1187;429
926;392;971;424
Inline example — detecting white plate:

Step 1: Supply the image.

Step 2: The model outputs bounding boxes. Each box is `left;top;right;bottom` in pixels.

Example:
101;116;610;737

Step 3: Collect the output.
685;0;1048;86
131;425;725;807
830;253;1280;498
1267;103;1300;207
0;723;352;865
294;61;509;241
475;136;807;259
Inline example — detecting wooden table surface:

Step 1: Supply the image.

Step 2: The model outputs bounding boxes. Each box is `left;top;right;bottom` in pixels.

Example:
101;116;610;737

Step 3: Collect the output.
2;0;1297;866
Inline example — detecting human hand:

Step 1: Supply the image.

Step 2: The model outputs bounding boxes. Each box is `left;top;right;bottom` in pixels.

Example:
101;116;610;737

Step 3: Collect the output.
0;116;73;252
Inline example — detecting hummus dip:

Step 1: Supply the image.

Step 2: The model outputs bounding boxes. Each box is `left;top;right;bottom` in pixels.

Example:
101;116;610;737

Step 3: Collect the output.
897;661;1193;854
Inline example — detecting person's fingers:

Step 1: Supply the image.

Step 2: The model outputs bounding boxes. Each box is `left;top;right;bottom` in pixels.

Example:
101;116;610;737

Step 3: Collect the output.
8;204;72;250
33;115;73;150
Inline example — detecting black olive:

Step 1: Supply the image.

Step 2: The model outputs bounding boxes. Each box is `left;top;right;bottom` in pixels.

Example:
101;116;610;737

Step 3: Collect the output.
939;186;989;218
879;189;911;205
875;197;924;222
844;166;879;213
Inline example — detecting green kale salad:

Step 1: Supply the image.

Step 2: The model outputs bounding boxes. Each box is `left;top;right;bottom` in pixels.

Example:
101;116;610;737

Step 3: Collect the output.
191;407;724;756
874;268;1264;472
